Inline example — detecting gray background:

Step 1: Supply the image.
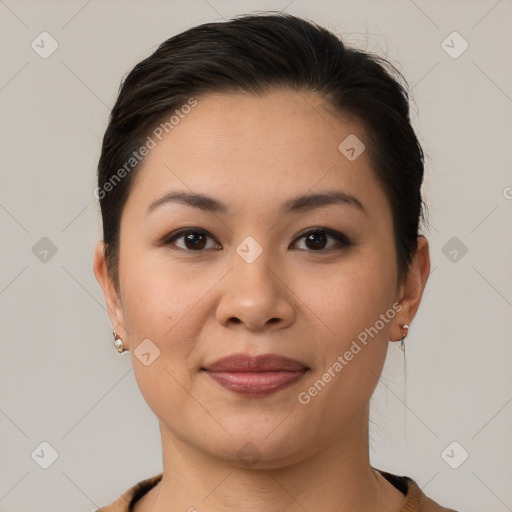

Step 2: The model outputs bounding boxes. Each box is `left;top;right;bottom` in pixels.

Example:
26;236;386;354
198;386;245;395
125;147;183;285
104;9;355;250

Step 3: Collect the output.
1;0;511;511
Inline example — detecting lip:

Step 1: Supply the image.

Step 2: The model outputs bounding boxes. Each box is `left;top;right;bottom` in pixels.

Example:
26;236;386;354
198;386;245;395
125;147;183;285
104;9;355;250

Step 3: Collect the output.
202;353;309;397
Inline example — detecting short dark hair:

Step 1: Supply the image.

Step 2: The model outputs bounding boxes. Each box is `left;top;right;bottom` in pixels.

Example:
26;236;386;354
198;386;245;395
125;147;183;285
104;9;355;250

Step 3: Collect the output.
97;12;427;289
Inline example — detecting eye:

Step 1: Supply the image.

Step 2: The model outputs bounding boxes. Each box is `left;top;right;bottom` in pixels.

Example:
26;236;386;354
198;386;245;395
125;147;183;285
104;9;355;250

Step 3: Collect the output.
291;228;352;252
161;227;351;253
162;228;222;251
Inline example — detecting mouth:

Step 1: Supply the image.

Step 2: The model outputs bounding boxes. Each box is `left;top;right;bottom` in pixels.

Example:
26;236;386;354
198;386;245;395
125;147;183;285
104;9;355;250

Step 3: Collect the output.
202;353;309;397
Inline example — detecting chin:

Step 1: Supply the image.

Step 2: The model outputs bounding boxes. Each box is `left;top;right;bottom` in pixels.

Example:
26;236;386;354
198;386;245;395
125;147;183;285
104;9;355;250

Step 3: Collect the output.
206;419;315;469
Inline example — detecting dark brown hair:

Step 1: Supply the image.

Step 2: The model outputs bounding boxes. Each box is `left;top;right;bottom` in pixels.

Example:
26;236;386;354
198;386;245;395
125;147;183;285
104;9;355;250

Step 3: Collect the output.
97;12;426;289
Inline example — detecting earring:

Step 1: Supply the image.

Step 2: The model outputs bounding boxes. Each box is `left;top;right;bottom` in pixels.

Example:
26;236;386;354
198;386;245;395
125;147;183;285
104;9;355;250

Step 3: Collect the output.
112;330;128;354
399;324;409;352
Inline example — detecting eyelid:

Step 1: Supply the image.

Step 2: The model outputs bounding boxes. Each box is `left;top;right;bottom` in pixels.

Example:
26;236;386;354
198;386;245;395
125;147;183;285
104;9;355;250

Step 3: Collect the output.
161;228;222;250
290;227;352;250
161;226;352;252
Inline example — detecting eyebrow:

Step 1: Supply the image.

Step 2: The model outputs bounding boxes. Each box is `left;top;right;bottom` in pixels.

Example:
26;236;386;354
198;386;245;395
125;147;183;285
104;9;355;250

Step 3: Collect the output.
146;190;366;216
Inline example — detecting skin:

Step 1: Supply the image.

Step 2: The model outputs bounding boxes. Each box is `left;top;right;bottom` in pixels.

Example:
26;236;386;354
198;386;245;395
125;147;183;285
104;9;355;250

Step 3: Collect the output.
94;88;430;512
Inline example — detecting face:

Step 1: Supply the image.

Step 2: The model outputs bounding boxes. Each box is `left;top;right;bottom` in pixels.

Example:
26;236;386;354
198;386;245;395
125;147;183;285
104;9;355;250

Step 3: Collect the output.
95;88;427;468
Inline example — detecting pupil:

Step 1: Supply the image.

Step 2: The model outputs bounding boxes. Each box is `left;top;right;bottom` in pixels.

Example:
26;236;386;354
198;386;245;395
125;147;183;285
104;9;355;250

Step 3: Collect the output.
186;232;205;250
182;231;328;251
307;232;326;250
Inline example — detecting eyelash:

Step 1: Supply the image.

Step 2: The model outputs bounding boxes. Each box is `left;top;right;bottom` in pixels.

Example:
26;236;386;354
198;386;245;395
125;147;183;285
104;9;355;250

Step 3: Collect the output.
161;227;352;253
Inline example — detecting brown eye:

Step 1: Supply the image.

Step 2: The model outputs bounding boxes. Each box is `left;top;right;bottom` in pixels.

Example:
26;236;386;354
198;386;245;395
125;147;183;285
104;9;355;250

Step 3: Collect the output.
291;228;352;252
163;229;221;251
304;231;328;250
183;231;207;250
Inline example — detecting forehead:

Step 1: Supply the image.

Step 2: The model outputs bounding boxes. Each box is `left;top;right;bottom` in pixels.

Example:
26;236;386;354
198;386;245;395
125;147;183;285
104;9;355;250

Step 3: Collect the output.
125;89;389;219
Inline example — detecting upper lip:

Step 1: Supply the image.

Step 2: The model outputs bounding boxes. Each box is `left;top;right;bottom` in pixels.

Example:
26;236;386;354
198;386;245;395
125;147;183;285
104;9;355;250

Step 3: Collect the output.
203;353;308;372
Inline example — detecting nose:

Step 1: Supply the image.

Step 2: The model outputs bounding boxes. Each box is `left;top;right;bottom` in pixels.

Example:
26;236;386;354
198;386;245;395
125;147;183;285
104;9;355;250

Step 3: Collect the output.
215;245;295;332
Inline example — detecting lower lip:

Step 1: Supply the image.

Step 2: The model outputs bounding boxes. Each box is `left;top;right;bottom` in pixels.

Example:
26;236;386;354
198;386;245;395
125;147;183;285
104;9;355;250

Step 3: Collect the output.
204;370;308;396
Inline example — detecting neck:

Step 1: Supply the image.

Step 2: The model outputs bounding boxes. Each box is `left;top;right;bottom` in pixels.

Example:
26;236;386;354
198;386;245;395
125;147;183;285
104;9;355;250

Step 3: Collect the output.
137;407;405;512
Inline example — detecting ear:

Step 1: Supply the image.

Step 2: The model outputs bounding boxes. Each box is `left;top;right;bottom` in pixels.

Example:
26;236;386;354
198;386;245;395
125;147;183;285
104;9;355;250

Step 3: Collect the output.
93;241;128;344
391;236;431;341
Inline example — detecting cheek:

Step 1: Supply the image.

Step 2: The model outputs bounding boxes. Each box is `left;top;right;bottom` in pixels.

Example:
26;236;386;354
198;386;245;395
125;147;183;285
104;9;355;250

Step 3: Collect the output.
301;244;397;347
117;218;398;446
118;244;218;394
119;259;210;427
291;244;397;417
119;241;203;341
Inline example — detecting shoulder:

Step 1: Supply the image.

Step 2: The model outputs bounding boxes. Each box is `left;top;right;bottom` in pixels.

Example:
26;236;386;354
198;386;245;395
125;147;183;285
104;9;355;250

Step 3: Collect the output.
404;479;459;512
96;470;460;512
95;473;163;512
378;469;459;512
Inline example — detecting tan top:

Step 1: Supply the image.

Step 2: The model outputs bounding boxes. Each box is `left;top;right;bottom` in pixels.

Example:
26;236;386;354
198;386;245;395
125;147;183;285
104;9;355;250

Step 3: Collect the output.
96;469;458;511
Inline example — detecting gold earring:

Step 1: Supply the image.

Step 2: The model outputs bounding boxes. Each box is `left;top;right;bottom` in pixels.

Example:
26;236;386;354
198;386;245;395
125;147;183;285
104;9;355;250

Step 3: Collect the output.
112;331;128;354
398;324;409;352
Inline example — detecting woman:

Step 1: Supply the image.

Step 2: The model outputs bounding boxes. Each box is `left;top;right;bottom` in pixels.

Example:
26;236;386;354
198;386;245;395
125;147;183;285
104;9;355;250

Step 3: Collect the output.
93;12;457;512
